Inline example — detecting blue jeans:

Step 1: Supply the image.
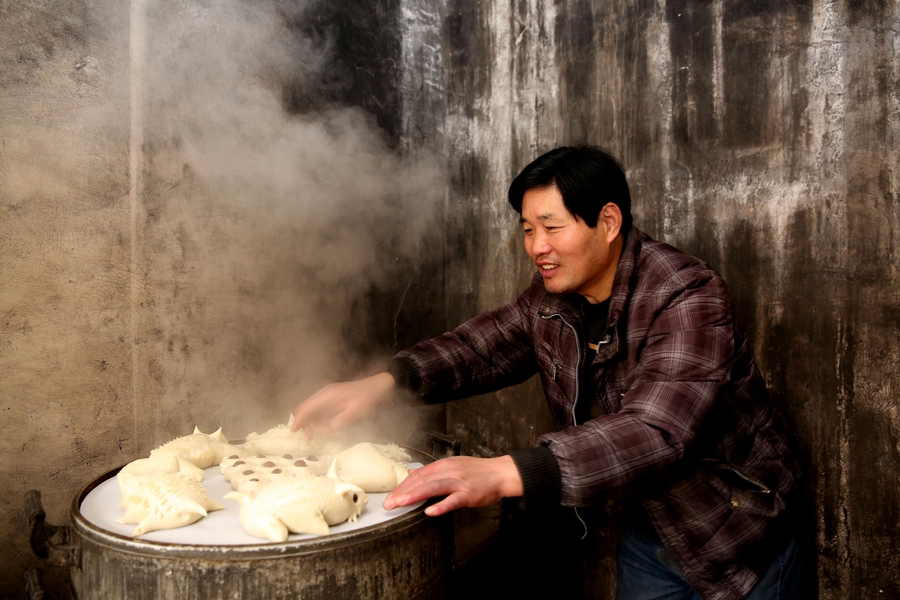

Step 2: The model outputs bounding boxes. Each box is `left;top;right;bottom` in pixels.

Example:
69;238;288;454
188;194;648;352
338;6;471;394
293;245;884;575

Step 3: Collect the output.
615;528;802;600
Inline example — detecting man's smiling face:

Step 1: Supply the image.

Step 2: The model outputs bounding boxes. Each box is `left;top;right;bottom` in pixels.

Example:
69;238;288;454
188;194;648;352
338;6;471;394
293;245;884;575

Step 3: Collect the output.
520;185;622;303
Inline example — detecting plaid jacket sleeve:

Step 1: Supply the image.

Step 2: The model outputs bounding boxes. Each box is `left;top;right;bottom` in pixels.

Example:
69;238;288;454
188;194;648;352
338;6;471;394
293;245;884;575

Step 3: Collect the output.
394;283;542;402
540;264;736;507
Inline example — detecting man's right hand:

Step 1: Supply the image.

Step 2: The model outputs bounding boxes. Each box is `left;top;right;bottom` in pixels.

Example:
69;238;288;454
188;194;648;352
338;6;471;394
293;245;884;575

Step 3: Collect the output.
289;371;396;436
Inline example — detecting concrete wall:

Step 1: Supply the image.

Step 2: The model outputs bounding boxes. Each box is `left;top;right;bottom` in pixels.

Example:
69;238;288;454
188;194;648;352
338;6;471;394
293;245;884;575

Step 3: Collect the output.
399;0;900;597
2;0;898;597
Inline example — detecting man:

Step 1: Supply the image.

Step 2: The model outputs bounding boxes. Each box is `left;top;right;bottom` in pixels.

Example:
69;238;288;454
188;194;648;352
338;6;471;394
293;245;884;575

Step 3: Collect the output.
292;146;802;600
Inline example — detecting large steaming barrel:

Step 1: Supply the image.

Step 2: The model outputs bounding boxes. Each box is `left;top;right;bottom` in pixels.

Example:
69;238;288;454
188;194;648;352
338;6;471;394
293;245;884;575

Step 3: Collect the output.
29;446;453;599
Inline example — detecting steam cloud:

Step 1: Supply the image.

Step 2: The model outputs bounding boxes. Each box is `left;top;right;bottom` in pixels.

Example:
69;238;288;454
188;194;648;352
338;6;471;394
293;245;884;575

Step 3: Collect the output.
133;0;442;434
0;0;441;445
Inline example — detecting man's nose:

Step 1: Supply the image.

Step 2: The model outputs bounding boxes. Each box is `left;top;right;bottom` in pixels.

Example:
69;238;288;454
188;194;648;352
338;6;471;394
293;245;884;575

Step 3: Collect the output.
531;230;552;255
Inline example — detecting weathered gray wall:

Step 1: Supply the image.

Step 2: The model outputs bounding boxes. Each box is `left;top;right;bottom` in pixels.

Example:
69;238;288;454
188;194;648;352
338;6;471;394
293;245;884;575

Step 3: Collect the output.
3;0;899;598
1;0;441;595
397;0;900;598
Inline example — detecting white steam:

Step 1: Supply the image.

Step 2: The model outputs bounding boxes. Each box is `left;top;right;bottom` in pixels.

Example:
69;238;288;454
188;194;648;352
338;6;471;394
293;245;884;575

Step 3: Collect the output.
130;0;442;431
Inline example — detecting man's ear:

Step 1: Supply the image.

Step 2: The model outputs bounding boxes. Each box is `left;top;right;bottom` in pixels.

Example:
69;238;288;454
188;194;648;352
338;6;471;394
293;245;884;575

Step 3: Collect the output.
599;202;623;241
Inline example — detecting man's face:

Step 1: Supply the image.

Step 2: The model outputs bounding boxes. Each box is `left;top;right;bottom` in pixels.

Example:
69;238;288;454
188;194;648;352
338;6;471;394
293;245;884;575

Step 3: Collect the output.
520;185;621;303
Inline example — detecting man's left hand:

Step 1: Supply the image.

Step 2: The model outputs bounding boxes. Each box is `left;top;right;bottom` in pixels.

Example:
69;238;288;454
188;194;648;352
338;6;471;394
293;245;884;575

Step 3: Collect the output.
383;455;524;516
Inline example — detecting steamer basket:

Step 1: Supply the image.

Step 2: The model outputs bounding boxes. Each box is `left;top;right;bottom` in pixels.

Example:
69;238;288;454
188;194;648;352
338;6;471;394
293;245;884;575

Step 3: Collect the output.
28;445;454;600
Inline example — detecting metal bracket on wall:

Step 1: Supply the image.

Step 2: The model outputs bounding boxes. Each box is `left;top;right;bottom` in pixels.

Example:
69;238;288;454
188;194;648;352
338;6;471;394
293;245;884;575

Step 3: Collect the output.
24;566;50;600
25;490;79;568
425;431;461;458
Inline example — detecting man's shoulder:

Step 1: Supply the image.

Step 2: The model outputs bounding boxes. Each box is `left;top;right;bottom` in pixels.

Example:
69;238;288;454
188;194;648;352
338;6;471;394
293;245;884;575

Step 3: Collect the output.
633;232;721;288
621;232;731;315
622;232;734;328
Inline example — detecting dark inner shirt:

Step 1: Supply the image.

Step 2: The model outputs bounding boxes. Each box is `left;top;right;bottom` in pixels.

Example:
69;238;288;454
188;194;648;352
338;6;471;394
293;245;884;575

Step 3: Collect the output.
583;298;611;352
576;295;660;540
576;296;610;423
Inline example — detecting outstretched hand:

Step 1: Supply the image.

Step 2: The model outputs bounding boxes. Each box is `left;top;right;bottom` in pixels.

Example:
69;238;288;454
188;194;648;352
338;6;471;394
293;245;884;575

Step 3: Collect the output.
290;372;396;436
383;455;524;517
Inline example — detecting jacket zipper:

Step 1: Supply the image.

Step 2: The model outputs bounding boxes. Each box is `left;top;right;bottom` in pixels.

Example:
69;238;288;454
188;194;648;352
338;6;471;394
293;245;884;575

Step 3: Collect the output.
703;459;773;494
729;469;772;494
541;310;590;538
540;311;582;425
541;314;613;418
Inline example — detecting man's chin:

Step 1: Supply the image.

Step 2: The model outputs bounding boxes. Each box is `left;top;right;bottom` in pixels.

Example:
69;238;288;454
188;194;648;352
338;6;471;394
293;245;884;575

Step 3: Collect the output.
540;278;571;295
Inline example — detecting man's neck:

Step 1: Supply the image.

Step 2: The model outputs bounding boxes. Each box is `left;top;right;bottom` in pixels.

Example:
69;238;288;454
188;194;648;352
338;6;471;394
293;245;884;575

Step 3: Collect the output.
579;235;624;304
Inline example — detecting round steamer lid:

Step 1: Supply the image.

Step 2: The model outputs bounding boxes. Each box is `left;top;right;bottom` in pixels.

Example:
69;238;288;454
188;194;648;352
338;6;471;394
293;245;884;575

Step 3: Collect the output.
80;462;425;546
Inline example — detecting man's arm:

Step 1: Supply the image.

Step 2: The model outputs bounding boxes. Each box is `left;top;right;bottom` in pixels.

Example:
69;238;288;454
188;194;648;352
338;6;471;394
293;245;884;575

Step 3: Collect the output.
378;286;549;514
393;282;543;402
292;280;544;436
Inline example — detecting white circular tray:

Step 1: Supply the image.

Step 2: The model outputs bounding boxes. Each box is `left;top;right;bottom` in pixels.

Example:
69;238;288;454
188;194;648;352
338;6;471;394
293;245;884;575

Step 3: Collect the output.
80;462;424;546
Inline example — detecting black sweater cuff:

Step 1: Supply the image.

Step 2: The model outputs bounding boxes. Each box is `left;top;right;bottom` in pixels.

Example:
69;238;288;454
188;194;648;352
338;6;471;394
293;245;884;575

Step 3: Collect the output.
388;357;421;394
508;446;562;508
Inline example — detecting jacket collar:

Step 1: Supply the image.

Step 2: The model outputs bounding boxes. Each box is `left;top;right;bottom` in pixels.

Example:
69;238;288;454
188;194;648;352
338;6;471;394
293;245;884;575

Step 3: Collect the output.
607;226;643;330
534;227;645;361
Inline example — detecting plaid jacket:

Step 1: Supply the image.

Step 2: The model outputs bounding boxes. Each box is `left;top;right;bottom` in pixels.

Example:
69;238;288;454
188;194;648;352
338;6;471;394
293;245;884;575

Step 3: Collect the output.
396;228;801;600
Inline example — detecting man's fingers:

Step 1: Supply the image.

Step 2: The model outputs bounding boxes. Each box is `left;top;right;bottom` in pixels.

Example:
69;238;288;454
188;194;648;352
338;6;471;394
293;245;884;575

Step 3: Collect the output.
289;403;306;432
290;399;321;432
424;494;466;517
328;406;361;433
290;373;396;433
291;392;340;432
384;475;434;509
390;466;426;493
382;470;423;509
385;477;457;510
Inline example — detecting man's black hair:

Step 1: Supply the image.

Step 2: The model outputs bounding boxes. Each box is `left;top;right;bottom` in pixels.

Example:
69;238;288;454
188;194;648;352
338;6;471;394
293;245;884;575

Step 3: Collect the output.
507;145;632;234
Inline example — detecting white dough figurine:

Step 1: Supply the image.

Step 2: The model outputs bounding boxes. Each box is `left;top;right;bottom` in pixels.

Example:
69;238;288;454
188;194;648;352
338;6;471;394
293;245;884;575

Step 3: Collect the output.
327;443;411;493
116;470;224;537
149;426;243;469
225;474;368;541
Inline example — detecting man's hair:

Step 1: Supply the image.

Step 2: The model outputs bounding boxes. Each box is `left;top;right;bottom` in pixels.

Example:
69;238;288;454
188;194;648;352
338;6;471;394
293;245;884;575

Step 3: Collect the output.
507;145;632;234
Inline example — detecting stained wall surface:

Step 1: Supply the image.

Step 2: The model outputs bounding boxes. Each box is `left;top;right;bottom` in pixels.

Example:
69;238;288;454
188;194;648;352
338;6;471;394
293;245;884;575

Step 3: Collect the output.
398;0;900;598
2;0;898;598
